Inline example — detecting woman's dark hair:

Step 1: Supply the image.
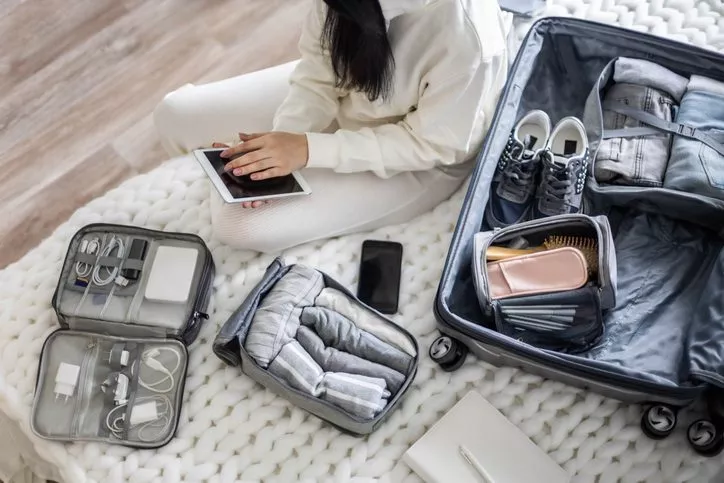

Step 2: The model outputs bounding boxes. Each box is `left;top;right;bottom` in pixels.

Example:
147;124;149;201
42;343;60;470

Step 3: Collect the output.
321;0;394;101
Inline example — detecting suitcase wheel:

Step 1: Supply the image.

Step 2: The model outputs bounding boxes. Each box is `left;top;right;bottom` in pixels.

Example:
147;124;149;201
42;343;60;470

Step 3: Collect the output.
641;404;677;439
429;335;468;372
687;419;724;457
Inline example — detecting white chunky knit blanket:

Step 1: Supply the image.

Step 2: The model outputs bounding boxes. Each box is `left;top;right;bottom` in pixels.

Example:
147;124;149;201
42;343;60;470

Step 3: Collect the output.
2;1;724;482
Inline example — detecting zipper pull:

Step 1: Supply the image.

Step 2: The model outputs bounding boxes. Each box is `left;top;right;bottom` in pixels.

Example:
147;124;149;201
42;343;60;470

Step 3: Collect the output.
194;311;209;321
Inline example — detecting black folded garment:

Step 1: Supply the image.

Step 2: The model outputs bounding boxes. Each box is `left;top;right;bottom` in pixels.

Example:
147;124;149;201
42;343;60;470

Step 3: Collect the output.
493;286;604;354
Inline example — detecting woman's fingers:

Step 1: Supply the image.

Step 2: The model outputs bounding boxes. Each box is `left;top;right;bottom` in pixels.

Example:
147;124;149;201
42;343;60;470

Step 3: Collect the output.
212;142;229;148
241;200;268;209
239;132;264;141
235;159;274;177
220;137;265;158
226;151;272;174
251;168;284;180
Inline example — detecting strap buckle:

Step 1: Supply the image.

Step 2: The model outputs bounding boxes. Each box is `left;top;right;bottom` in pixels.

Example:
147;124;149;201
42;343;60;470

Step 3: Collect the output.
677;124;696;138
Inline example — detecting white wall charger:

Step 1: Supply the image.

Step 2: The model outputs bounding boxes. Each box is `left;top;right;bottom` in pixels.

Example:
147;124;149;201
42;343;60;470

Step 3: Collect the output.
54;362;80;401
129;401;159;426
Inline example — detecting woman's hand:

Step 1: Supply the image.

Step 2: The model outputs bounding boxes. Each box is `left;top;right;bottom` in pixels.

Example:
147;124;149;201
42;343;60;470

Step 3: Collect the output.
220;132;309;180
211;142;267;209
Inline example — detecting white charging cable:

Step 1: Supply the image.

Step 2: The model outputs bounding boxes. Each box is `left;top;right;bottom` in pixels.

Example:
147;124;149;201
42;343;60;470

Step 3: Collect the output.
74;238;100;279
136;347;181;394
105;395;173;442
92;236;126;287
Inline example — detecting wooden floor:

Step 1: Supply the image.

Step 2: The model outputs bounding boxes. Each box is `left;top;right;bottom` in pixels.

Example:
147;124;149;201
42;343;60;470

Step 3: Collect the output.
0;0;306;268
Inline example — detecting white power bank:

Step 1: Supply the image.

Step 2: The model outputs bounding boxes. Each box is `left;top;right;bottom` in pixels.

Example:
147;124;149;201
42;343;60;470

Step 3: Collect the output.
144;246;199;303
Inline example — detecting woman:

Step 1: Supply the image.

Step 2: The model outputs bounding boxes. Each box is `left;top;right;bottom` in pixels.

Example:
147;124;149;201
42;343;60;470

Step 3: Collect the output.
154;0;510;253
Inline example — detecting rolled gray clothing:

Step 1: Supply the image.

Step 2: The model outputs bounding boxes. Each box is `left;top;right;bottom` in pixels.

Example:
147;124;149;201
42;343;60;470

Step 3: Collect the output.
300;305;413;374
315;288;417;356
267;341;390;420
613;56;688;102
322;372;389;420
297;325;406;394
300;306;413;374
245;265;324;368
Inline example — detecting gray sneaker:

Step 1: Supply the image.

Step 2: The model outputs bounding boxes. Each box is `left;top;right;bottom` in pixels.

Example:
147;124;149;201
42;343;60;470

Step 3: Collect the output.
533;116;590;218
484;110;551;228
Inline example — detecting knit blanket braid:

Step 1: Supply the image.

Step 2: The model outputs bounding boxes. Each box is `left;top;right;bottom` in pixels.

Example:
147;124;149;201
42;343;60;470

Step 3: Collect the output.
1;1;724;482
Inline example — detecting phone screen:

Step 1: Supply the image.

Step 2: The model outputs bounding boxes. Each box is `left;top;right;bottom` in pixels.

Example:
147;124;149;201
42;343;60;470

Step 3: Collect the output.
357;240;403;314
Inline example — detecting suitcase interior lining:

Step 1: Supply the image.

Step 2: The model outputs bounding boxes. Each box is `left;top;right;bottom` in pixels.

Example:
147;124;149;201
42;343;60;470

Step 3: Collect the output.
443;20;724;389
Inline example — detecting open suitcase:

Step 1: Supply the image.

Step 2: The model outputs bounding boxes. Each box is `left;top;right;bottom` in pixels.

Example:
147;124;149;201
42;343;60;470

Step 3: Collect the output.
432;16;724;456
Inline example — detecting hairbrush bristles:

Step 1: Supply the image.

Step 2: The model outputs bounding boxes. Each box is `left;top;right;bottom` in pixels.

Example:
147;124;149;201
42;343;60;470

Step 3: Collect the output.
543;235;598;275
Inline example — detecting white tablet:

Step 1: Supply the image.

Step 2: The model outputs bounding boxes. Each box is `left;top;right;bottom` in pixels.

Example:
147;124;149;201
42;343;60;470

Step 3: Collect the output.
193;148;312;203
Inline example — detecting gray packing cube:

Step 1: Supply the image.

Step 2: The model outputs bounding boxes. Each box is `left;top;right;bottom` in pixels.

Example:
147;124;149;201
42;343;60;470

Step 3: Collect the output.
31;223;215;448
434;17;724;416
213;257;419;436
471;214;616;353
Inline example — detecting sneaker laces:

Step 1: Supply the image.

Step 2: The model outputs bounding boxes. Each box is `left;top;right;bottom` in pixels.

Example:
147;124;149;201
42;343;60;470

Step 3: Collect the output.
502;149;537;188
541;156;574;204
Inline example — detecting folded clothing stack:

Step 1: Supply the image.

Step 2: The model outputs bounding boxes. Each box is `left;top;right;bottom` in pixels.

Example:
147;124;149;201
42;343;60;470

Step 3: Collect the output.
594;56;724;202
244;265;416;420
594;57;688;187
664;75;724;200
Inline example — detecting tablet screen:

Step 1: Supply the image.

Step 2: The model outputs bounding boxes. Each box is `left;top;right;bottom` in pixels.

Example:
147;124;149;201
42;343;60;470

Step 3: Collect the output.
204;149;305;199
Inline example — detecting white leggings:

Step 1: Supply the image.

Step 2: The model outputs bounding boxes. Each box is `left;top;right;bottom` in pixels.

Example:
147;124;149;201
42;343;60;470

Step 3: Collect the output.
153;61;468;253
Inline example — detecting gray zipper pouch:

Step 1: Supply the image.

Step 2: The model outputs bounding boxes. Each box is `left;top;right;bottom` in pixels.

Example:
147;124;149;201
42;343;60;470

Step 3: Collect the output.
213;257;419;436
31;223;215;448
471;214;617;351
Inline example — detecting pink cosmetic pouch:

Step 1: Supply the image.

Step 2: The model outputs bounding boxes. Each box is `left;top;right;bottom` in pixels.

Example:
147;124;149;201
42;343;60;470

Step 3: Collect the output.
487;247;589;300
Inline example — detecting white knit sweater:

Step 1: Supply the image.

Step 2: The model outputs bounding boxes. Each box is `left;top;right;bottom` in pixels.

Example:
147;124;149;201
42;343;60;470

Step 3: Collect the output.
272;0;511;178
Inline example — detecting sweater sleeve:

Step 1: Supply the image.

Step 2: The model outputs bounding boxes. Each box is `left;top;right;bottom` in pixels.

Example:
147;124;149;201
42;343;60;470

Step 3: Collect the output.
272;0;340;134
303;57;497;178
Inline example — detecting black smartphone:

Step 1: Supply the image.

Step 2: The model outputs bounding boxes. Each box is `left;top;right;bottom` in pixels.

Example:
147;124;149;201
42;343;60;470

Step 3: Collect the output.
357;240;403;314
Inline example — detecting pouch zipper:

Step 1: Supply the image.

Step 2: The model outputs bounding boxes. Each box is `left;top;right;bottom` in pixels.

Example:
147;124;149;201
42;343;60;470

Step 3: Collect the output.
478;215;609;311
183;250;214;344
70;339;99;437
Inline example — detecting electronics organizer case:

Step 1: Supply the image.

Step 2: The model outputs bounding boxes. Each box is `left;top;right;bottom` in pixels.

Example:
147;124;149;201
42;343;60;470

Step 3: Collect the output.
213;257;419;436
30;223;215;448
434;17;724;407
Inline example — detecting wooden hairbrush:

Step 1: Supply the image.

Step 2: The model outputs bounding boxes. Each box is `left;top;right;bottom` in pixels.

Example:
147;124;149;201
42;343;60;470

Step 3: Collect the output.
486;235;599;276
